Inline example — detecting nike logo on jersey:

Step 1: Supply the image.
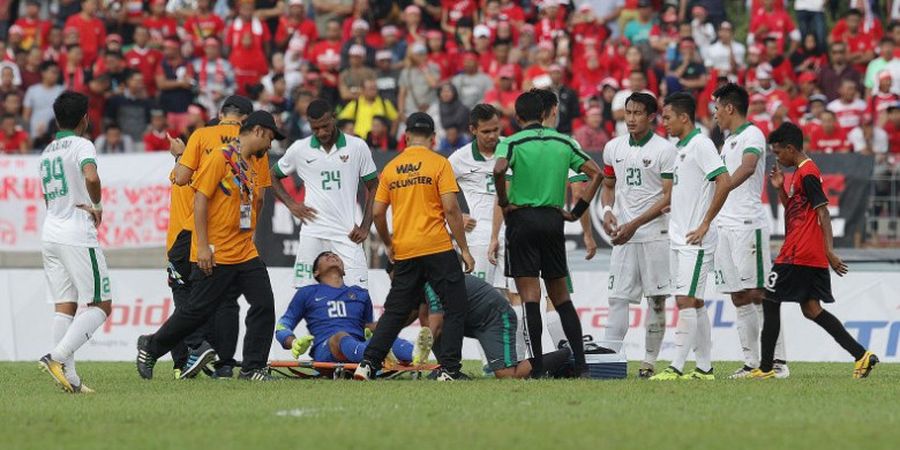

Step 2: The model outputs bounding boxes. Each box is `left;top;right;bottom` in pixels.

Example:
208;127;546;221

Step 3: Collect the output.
740;277;753;282
306;159;317;164
469;169;479;173
676;284;687;289
615;158;625;163
657;283;668;290
314;297;326;302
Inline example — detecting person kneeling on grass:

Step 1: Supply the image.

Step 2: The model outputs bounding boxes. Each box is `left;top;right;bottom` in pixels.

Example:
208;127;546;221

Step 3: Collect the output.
387;263;574;379
275;251;433;367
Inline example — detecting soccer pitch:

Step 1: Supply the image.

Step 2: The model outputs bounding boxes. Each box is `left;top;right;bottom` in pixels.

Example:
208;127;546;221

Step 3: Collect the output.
3;362;899;450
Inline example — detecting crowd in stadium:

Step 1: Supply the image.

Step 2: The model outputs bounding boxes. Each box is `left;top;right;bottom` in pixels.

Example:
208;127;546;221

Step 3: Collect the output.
0;0;898;158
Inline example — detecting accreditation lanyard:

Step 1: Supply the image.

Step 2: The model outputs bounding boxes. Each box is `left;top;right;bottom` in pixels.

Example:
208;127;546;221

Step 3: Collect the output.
223;144;255;230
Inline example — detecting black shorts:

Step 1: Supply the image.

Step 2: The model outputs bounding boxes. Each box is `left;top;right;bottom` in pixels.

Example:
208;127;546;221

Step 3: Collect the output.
765;263;834;303
504;207;567;279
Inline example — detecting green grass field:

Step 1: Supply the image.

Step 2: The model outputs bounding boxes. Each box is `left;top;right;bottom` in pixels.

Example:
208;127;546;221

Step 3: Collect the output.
3;361;900;450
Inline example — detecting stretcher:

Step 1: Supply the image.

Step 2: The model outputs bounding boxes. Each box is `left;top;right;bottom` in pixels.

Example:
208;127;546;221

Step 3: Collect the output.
268;360;441;380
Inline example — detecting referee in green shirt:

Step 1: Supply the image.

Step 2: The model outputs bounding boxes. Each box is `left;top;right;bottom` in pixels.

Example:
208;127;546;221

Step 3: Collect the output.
493;90;603;378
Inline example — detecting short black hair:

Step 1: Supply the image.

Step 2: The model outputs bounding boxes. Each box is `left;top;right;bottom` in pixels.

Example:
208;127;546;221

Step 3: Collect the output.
39;60;58;73
469;103;500;127
105;123;121;132
712;82;749;116
532;88;558;118
311;251;337;282
768;122;804;150
846;8;862;18
626;92;658;115
307;99;333;120
514;90;544;123
881;37;895;46
53;91;88;130
664;92;695;123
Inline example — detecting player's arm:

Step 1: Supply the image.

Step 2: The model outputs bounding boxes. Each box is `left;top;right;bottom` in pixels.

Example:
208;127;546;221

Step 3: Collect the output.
173;131;202;186
687;169;731;245
769;163;789;206
565;156;603;222
729;150;761;190
349;177;378;243
275;291;307;349
442;192;474;273
77;160;103;226
570;178;597;260
271;153;318;223
191;156;226;276
488;195;504;265
493;154;510;208
806;175;848;276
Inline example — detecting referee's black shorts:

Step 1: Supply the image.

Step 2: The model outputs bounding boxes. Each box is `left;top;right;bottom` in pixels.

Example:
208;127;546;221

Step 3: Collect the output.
765;263;835;304
504;206;568;280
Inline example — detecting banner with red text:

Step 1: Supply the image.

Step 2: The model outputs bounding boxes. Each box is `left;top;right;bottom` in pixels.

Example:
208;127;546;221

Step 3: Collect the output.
0;153;172;251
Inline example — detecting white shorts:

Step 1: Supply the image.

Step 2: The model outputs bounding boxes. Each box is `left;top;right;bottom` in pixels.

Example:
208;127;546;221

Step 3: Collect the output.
294;234;368;288
492;238;517;293
608;240;671;303
469;244;498;286
715;228;772;294
42;242;112;304
671;246;714;298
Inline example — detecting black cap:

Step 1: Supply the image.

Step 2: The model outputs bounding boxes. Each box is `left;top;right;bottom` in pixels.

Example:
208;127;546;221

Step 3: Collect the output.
222;95;253;116
243;110;285;140
405;112;435;134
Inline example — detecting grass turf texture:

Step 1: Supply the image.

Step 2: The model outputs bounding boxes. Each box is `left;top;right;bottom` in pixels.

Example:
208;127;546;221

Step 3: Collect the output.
3;361;899;450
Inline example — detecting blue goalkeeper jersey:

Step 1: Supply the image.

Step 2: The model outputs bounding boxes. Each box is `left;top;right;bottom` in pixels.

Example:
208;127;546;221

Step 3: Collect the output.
275;284;373;352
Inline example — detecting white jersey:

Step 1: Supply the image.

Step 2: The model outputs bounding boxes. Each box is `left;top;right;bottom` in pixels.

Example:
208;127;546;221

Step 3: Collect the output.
39;132;100;247
718;122;768;229
448;142;498;246
276;132;377;241
669;129;727;251
602;131;676;242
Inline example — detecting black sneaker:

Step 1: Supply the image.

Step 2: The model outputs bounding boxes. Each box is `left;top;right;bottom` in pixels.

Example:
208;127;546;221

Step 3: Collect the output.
213;365;234;379
638;367;656;379
136;335;157;380
435;369;471;381
179;341;218;379
238;368;274;381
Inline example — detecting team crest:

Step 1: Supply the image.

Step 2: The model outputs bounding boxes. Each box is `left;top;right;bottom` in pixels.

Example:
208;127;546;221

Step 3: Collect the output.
340;155;349;162
348;292;357;300
679;153;686;161
642;158;652;167
731;141;737;148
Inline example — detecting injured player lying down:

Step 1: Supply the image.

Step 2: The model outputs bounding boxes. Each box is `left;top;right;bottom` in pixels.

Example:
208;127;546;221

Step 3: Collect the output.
386;263;573;379
275;252;433;366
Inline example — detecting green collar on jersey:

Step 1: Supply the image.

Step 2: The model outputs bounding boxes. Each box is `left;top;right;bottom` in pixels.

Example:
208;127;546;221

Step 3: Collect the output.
310;131;347;150
471;140;495;161
676;128;701;148
628;130;654;147
55;130;77;139
733;122;753;136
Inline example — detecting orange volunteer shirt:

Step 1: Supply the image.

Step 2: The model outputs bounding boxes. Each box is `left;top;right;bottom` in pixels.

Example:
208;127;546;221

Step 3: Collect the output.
189;142;271;265
375;145;459;260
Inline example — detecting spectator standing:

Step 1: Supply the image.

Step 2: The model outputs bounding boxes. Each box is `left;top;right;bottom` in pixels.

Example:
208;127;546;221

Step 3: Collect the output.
14;1;51;52
338;78;398;139
818;42;862;102
483;65;521;135
548;64;581;134
95;124;136;153
366;115;397;152
703;21;745;75
666;38;707;95
807;110;850;153
374;50;400;107
125;26;163;98
276;0;318;54
142;0;179;41
338;44;376;102
849;115;889;155
183;0;226;54
64;0;106;68
572;107;610;153
871;71;900;126
827;80;868;133
748;0;800;55
194;37;235;114
155;37;195;135
438;83;469;135
397;43;440;122
795;0;827;53
23;61;65;143
105;72;155;143
143;109;174;151
865;38;899;92
312;0;353;36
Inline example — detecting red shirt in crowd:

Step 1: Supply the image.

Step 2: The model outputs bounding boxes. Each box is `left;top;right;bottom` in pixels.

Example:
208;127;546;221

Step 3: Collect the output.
64;13;106;67
0;129;28;154
184;13;226;53
749;8;796;52
125;46;163;97
143;129;175;151
143;14;179;40
885;120;900;154
776;159;829;268
13;16;51;50
443;0;478;29
226;17;270;53
789;96;808;123
306;40;341;68
827;99;867;133
808;126;850;153
275;15;318;49
870;92;900;118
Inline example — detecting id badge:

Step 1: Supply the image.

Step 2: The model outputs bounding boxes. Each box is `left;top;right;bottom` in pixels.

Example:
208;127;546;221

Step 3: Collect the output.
240;203;252;230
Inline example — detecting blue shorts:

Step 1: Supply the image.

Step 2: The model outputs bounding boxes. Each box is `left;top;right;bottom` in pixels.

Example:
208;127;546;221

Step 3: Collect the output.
311;338;338;362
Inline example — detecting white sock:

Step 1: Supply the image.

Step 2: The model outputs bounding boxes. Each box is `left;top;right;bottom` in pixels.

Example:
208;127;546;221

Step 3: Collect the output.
513;304;529;359
51;307;107;363
736;304;761;368
545;309;566;350
53;312;80;386
671;307;697;372
694;305;712;372
603;298;629;352
644;297;666;366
